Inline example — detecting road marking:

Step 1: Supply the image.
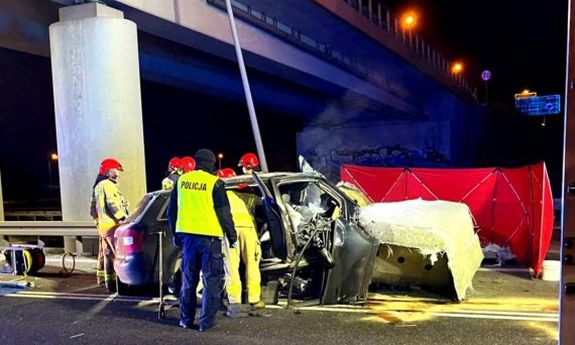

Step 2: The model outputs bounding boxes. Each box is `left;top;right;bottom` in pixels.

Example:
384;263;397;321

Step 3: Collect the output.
1;291;559;322
263;303;558;322
431;312;557;322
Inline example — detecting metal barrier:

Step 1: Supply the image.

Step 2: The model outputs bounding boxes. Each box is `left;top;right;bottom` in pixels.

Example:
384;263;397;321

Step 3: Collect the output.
0;221;97;237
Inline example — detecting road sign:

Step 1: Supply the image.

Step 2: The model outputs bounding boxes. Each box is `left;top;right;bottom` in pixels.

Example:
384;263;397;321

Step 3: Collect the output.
481;70;492;81
515;94;561;116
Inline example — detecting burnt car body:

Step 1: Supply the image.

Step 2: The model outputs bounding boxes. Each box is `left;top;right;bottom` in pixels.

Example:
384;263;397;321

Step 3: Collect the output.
113;172;378;304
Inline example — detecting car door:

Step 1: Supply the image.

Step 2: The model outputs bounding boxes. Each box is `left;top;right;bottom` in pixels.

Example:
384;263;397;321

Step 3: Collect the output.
252;172;292;260
317;181;379;304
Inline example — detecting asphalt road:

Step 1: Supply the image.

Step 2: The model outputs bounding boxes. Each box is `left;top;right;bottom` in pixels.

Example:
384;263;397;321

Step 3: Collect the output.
0;256;560;345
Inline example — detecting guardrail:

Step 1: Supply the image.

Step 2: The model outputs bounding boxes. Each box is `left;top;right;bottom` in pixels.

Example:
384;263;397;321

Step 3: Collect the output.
3;210;62;221
0;221;97;237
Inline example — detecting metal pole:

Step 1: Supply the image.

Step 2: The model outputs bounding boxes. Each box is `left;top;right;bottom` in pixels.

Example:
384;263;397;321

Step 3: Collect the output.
224;0;269;172
561;0;575;342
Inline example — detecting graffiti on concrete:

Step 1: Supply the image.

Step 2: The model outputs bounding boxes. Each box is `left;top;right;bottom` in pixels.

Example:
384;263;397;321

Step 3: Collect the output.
301;144;447;182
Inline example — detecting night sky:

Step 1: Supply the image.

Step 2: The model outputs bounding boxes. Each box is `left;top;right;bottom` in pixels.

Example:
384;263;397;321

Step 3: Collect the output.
386;0;568;105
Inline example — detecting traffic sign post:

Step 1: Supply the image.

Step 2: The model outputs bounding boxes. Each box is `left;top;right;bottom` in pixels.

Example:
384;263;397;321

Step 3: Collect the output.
481;70;492;104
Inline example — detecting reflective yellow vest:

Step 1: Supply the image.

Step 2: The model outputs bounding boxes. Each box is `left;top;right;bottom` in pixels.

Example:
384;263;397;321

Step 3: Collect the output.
92;179;128;236
162;177;175;190
176;170;224;237
227;191;254;228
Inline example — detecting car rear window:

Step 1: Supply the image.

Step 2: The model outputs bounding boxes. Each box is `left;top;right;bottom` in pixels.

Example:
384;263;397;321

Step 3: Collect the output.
126;194;154;223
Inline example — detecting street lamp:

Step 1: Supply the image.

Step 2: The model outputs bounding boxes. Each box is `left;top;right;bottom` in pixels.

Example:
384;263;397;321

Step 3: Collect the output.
400;11;418;30
218;153;224;171
451;62;464;74
48;152;58;185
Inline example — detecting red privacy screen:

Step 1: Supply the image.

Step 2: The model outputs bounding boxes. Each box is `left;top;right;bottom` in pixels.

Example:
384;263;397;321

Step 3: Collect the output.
340;162;554;276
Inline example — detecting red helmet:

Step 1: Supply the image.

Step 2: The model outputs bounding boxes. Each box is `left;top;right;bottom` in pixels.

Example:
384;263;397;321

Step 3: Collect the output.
168;157;181;171
238;153;259;170
99;158;123;175
180;156;196;173
217;168;237;178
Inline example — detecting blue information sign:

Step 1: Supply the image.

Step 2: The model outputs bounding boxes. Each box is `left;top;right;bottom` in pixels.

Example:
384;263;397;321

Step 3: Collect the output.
515;94;561;116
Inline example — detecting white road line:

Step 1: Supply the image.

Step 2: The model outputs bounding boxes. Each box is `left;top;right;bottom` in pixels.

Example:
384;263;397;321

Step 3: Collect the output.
0;292;559;322
14;290;146;300
477;267;532;273
3;293;145;303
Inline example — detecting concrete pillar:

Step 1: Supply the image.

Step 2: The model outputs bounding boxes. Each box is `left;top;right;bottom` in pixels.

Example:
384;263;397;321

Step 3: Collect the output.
49;3;146;254
0;168;4;221
0;169;8;247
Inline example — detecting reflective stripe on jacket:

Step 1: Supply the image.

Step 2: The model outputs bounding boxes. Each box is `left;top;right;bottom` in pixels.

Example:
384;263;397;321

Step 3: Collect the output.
162;172;180;190
92;179;128;236
226;191;254;229
176;170;224;237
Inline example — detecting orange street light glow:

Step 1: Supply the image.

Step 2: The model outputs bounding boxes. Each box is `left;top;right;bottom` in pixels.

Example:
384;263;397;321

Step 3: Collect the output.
451;62;464;74
401;11;418;30
50;153;58;160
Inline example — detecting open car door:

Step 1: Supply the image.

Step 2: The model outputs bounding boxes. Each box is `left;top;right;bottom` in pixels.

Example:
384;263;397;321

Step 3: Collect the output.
252;172;291;260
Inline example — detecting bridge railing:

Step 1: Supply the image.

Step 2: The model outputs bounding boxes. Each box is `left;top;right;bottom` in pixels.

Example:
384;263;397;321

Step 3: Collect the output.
340;0;473;94
207;0;475;99
208;0;369;78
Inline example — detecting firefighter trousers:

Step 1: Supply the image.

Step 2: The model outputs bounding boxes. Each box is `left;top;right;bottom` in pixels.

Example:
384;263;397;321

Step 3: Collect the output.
224;225;262;304
96;235;116;288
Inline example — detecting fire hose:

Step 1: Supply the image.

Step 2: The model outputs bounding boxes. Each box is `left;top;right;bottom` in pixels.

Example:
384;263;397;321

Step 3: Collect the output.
60;252;76;277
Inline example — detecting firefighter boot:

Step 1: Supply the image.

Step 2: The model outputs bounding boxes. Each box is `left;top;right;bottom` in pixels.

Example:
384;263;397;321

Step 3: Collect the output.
225;303;246;318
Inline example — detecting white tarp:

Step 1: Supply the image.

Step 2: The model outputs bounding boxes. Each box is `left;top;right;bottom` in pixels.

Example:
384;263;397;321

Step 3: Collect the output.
359;199;484;300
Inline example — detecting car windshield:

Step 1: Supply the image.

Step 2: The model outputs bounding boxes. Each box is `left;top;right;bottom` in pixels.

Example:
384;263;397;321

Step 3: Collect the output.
278;181;340;226
126;194;154;223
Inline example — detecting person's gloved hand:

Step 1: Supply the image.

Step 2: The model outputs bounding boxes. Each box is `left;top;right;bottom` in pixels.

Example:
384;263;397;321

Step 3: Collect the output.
230;240;239;249
172;233;183;249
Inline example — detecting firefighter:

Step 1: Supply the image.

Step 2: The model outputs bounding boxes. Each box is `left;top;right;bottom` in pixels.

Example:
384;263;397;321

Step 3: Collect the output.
238;152;259;175
167;149;237;331
217;168;264;317
89;158;129;292
162;157;181;190
180;156;196;173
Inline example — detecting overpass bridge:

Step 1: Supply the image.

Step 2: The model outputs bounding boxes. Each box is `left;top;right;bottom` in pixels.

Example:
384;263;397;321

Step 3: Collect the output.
0;0;483;248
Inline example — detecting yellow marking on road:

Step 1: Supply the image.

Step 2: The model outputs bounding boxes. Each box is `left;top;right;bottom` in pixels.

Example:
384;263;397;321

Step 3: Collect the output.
525;321;559;341
365;293;558;324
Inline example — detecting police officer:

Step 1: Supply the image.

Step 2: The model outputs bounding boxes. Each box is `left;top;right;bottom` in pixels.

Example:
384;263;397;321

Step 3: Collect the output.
167;149;237;331
89;158;129;292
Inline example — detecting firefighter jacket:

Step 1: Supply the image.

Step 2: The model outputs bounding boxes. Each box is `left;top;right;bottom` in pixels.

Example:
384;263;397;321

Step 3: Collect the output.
90;176;129;236
226;191;254;229
167;168;237;243
162;172;180;190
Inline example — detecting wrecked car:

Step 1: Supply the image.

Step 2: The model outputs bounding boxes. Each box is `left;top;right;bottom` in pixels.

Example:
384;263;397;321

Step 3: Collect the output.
113;172;379;305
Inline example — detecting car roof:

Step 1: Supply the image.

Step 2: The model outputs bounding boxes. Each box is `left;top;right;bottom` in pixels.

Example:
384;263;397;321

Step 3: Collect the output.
149;171;323;197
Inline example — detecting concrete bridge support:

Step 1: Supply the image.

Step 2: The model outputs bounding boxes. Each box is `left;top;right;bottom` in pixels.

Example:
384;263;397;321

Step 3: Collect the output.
49;3;147;254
